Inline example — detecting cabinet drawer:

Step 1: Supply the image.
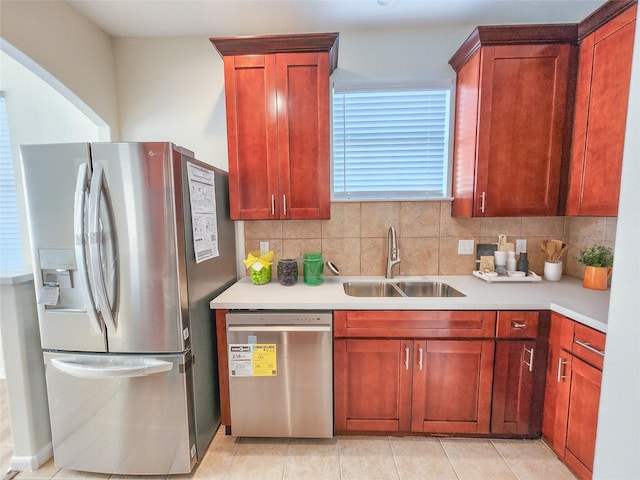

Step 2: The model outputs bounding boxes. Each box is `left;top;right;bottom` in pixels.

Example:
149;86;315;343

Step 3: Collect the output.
557;313;606;370
334;310;496;338
496;312;539;338
572;323;606;370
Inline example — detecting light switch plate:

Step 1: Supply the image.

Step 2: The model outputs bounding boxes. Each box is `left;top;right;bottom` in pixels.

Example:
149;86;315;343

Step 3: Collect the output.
516;239;527;253
260;241;269;253
458;239;475;255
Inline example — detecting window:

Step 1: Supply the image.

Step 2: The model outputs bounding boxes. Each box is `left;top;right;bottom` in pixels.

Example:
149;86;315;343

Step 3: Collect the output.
0;91;25;270
332;88;450;200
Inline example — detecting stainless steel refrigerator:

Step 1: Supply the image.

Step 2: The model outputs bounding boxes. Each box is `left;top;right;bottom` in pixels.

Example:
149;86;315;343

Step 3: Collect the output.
19;142;237;475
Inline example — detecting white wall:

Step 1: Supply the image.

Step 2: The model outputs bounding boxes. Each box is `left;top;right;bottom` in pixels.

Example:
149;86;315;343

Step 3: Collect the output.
113;25;473;169
0;0;119;137
592;19;640;480
0;52;103;268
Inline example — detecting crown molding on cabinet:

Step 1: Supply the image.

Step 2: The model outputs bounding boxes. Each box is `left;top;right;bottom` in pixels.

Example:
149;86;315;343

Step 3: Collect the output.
578;0;637;41
449;0;638;72
210;32;340;74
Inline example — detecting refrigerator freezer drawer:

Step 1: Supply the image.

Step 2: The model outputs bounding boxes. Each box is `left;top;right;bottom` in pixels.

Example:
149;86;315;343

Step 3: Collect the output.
44;351;197;475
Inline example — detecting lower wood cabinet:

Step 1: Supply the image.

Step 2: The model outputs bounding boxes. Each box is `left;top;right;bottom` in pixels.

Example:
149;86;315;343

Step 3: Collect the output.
542;312;605;480
412;339;494;434
333;338;412;433
491;311;549;437
334;337;494;434
334;310;547;437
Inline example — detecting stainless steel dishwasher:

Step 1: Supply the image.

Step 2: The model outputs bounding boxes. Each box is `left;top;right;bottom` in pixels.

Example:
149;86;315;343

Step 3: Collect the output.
226;311;333;438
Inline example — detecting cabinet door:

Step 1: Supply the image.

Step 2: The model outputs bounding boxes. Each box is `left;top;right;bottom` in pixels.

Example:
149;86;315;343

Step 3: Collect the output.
563;357;602;480
491;340;537;435
474;44;570;217
411;340;494;434
451;50;481;217
276;52;331;220
567;5;637;216
334;338;412;433
542;312;564;452
223;55;280;220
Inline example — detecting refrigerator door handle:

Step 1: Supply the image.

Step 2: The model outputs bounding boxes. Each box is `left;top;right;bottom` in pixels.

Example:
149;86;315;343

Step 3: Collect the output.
88;164;118;332
51;357;173;379
74;163;103;335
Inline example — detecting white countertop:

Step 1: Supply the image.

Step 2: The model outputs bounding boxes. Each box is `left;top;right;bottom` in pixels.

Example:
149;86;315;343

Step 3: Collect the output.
210;274;610;333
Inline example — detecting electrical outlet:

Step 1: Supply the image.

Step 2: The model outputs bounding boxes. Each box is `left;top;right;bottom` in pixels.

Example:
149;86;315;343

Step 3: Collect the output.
458;239;475;255
260;241;269;253
516;239;527;253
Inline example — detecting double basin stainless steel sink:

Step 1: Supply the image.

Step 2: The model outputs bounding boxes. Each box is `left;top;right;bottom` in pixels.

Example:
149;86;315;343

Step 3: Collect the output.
343;281;465;298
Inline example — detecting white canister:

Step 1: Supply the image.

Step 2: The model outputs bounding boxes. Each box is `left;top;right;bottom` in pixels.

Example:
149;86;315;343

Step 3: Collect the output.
544;261;563;281
506;251;517;272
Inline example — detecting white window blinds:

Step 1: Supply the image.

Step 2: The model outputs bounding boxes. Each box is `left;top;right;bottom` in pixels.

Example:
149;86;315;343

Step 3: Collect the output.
0;91;25;270
332;88;450;200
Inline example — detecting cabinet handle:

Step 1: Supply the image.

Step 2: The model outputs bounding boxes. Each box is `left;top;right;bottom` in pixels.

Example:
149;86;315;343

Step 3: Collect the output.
271;194;275;216
480;192;486;213
511;321;527;330
405;346;410;371
557;357;568;382
418;346;423;371
523;347;534;372
282;194;287;216
574;340;604;357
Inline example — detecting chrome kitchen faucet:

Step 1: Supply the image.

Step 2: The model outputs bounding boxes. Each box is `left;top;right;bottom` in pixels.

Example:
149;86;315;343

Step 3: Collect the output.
385;226;401;278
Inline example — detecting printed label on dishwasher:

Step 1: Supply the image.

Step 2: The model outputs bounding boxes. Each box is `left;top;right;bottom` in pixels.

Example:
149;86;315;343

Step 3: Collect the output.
229;344;277;377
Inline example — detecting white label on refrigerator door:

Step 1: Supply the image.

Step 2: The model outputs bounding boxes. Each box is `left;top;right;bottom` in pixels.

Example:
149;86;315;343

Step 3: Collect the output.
228;344;277;377
38;285;60;306
186;162;219;263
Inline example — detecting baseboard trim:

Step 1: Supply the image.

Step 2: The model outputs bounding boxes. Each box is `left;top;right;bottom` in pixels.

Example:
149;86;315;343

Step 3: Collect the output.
10;443;53;472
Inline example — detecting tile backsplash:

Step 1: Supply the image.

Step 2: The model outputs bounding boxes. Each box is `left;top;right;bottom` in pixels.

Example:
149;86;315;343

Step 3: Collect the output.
243;201;617;279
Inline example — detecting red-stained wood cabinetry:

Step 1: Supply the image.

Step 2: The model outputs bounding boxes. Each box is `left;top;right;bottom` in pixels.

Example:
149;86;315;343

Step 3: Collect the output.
211;33;338;220
566;3;637;216
542;312;606;480
491;311;549;437
334;310;497;435
449;27;575;217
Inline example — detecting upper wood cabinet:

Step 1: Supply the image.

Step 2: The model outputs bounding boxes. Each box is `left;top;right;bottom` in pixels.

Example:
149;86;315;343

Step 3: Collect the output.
449;26;575;217
210;33;339;220
566;3;637;216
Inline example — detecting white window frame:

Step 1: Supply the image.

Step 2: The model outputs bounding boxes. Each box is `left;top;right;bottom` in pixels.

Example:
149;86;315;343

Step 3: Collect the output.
331;85;452;202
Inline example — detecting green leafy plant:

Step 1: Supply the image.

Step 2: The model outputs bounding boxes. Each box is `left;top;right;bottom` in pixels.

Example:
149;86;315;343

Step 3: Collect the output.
576;245;614;267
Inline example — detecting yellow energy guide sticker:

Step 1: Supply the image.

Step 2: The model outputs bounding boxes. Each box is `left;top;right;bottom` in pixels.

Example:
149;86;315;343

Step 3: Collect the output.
252;344;277;376
228;344;277;377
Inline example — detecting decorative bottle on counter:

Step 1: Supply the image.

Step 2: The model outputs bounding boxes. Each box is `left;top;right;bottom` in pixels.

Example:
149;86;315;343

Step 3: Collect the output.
516;252;529;276
506;251;517;272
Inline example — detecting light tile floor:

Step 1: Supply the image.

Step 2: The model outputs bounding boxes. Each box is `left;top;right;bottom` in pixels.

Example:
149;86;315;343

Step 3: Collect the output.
5;427;578;480
2;379;577;480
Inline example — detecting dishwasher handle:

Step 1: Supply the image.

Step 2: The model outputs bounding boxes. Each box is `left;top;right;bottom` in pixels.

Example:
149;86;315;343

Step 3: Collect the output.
227;325;331;333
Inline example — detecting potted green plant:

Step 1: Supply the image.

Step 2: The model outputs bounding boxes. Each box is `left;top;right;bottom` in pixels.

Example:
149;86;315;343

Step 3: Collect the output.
576;245;613;290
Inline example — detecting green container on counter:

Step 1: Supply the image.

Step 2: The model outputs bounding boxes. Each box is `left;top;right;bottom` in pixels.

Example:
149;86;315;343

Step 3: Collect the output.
303;252;324;286
250;264;272;285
